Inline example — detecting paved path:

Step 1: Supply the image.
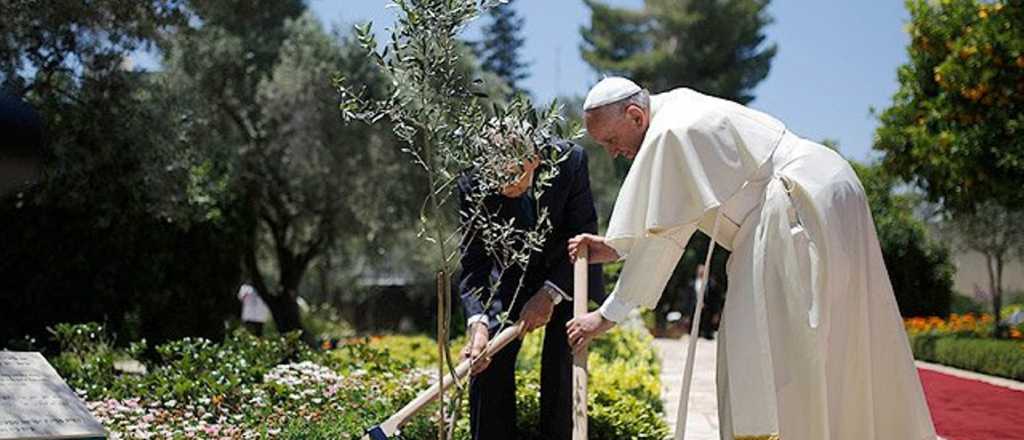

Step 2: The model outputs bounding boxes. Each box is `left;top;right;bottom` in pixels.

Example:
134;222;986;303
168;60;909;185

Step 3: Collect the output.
653;336;720;440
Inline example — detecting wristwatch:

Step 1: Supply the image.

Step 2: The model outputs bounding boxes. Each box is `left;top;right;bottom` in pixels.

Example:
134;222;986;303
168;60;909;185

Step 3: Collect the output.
542;284;563;305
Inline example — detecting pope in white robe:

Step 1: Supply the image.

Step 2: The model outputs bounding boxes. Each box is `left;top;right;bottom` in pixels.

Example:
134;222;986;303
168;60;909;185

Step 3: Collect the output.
566;77;936;440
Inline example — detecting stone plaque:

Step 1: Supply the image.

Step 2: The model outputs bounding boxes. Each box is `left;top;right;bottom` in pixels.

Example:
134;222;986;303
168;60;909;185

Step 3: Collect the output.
0;352;105;439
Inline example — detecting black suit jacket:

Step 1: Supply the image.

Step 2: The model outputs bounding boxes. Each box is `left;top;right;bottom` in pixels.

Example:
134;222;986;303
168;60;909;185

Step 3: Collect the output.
457;142;605;331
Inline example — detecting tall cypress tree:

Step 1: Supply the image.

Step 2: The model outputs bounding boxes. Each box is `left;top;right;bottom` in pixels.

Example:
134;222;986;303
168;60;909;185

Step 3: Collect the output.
581;0;777;104
475;0;530;93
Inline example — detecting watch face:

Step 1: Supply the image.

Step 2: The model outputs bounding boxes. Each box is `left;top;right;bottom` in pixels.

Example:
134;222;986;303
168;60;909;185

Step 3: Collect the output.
547;288;562;304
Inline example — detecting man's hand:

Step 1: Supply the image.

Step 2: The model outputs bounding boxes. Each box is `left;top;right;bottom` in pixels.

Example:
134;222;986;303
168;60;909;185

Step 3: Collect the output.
520;289;556;333
461;322;491;375
568;233;620;264
566;310;616;356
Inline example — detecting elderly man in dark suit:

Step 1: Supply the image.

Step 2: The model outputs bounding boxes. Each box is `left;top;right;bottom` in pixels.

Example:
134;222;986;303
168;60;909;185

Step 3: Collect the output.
457;140;604;440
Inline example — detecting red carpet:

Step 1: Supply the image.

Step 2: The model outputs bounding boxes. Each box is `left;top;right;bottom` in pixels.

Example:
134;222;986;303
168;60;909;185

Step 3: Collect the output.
919;368;1024;440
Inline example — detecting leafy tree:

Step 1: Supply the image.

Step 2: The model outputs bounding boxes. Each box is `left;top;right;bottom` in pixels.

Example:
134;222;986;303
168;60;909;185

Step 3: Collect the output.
875;0;1024;212
337;0;579;435
0;0;245;346
947;202;1024;332
251;13;419;342
852;161;955;317
474;0;530;93
162;3;423;343
580;0;777;103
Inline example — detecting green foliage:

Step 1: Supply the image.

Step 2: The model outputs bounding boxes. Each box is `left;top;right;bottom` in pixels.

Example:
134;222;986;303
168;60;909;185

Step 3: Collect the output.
50;321;667;438
0;0;249;346
141;332;311;402
0;0;187;94
338;2;583;424
359;327;669;440
366;334;445;368
581;0;776;102
602;260;624;294
951;293;985;314
1008;291;1024;306
51;322;315;402
910;333;1024;380
48;323;145;399
520;327;669;440
875;0;1024;212
302;302;356;344
161;4;407;337
947;202;1024;323
852;161;955;317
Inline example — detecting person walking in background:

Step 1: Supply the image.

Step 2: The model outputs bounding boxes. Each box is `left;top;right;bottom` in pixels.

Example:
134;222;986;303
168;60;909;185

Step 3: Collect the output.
238;283;271;335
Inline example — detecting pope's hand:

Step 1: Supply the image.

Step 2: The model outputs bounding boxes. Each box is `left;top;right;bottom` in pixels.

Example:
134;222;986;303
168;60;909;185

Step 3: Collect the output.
568;233;619;264
566;310;616;356
461;322;491;375
520;289;555;333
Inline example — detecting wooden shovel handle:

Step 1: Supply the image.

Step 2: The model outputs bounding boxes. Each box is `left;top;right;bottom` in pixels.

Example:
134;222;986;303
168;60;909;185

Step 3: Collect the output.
573;245;589;440
363;321;526;439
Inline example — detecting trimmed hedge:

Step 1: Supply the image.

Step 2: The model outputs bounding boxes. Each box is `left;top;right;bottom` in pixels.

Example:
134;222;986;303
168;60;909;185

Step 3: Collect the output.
910;334;1024;381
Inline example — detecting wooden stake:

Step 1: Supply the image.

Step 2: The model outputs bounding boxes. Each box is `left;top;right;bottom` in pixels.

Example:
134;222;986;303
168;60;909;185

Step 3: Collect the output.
573;246;589;440
675;213;721;440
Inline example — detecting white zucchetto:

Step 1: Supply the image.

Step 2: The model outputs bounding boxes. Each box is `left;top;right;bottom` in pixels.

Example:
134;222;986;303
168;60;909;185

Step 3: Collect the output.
583;76;642;111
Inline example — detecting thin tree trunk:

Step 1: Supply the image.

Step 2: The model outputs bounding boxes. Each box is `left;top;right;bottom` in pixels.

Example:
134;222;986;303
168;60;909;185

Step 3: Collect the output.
985;253;996;313
995;256;1004;338
436;271;447;440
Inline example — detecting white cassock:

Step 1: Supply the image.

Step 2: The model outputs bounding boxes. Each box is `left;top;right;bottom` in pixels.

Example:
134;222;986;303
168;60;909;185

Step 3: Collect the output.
597;88;936;440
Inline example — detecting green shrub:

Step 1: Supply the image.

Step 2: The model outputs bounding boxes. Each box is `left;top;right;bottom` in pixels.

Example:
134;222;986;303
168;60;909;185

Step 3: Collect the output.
1002;303;1024;321
53;322;667;439
352;326;669;440
48;322;146;399
603;261;623;295
909;334;1024;380
950;294;984;315
364;334;444;368
302;302;355;344
51;322;317;403
131;329;314;402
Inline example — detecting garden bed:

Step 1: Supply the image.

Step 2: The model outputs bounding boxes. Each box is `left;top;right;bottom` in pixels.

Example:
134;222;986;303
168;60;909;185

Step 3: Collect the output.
50;322;668;439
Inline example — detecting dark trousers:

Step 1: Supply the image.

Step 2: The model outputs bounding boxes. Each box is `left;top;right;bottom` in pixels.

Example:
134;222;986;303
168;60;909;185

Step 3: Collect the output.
468;302;573;440
243;321;263;336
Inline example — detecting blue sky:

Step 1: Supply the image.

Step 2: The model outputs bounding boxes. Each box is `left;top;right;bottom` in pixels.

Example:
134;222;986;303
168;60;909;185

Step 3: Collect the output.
129;1;910;161
310;1;910;162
